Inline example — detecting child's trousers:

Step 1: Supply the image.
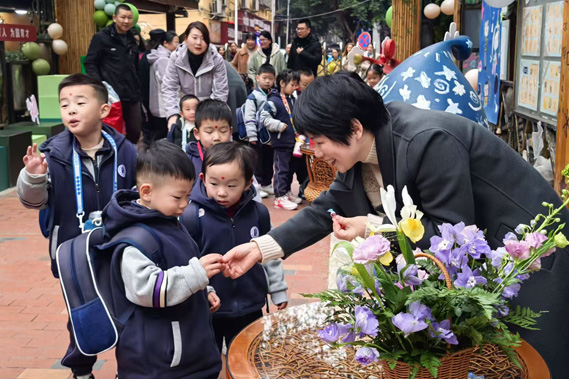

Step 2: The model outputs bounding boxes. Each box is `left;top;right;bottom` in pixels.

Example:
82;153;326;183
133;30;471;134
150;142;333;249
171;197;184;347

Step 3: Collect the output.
273;148;296;197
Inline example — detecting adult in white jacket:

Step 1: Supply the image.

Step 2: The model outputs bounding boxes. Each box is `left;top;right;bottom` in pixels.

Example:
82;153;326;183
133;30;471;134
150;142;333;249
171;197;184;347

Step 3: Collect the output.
162;21;229;129
248;31;286;86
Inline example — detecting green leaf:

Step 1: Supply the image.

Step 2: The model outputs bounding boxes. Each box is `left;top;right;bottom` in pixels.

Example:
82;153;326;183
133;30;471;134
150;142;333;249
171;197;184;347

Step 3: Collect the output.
503;305;546;331
397;230;416;264
333;241;355;259
420;352;441;378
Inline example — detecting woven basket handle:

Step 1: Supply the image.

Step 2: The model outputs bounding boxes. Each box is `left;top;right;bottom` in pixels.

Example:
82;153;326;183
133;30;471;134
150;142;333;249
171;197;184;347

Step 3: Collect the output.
414;252;453;290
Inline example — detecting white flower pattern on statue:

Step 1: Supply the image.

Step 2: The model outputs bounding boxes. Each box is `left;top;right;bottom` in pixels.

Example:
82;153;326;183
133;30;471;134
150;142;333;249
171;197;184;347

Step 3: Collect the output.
445;98;462;115
434;65;457;81
452;80;466;96
415;72;431;89
401;67;415;81
399;85;411;101
434;79;450;95
412;95;431;110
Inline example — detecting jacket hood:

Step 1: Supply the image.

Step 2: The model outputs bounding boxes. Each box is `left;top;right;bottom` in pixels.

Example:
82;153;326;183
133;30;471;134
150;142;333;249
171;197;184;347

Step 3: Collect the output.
190;179;256;214
259;43;281;58
172;43;220;77
103;190;176;237
185;141;201;158
294;33;318;45
40;124;128;164
147;45;171;64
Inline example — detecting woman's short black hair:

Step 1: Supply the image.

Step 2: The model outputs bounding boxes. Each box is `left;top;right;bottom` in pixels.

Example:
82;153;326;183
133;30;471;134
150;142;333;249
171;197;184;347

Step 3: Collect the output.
137;139;195;185
195;99;232;129
244;32;256;41
276;69;299;91
202;142;256;182
59;73;108;104
259;31;273;43
183;21;210;46
293;72;388;145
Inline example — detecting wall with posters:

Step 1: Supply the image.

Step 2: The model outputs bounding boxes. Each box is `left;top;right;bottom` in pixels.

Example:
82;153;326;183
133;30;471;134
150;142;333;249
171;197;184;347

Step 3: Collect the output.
478;3;502;125
515;0;564;126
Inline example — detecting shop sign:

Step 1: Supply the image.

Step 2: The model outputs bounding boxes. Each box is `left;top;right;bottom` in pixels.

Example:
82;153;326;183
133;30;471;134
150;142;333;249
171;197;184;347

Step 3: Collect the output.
0;24;36;42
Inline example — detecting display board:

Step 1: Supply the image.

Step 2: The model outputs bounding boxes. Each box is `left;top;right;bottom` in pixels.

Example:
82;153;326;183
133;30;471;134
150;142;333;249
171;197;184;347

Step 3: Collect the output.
515;0;564;126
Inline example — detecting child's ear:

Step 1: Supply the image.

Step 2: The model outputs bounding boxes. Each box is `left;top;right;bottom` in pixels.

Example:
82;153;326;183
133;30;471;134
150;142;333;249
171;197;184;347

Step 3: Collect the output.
199;172;205;182
245;177;254;191
193;127;200;140
99;102;111;120
139;183;152;202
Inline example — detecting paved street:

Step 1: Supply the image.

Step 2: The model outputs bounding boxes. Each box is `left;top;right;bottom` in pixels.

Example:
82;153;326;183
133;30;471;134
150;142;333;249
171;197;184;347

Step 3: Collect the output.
0;186;330;379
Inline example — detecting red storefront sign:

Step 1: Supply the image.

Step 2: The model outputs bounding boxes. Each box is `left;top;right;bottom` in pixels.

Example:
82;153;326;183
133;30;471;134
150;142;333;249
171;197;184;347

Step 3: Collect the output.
0;24;36;42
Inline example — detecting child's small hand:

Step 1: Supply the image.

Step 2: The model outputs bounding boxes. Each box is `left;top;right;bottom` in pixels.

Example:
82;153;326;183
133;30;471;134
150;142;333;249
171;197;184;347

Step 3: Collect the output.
281;124;287;132
200;254;224;278
208;292;220;313
277;302;288;310
23;144;48;175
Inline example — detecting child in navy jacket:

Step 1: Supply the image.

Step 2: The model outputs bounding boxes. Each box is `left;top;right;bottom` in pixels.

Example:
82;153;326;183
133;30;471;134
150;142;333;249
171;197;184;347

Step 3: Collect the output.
260;69;302;211
17;74;137;379
182;142;288;351
105;140;222;378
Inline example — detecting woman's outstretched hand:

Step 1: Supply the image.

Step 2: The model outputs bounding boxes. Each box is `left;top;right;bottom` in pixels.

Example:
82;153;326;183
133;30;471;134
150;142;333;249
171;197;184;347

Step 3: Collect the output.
221;242;263;279
332;215;368;241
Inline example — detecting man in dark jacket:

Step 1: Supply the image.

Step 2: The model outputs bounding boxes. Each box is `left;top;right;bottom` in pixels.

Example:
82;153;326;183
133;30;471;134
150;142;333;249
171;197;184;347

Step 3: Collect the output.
222;74;569;378
84;4;142;144
287;19;322;76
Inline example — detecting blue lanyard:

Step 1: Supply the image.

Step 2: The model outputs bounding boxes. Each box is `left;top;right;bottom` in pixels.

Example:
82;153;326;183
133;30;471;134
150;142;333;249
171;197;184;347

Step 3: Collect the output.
73;131;118;231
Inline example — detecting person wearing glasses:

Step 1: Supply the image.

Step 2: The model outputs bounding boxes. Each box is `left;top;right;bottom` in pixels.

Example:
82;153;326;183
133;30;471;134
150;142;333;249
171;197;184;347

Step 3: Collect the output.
287;19;322;76
248;31;286;86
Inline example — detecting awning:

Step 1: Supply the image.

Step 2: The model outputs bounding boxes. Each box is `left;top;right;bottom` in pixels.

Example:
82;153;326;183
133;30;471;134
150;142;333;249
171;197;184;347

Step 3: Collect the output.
129;0;198;13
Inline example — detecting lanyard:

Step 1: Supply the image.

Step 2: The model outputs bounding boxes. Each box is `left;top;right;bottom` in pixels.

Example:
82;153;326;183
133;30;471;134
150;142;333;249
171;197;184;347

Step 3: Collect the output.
73;130;118;231
197;141;204;161
182;122;188;152
281;94;297;135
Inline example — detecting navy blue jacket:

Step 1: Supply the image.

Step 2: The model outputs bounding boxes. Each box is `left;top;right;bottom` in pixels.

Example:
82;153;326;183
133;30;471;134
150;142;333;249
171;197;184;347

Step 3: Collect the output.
183;181;271;318
266;91;296;149
40;125;137;277
104;190;221;378
185;141;204;179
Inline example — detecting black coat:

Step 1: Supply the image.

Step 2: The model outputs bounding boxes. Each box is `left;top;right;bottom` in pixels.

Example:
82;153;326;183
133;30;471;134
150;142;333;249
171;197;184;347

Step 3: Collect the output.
287;33;322;76
269;101;569;377
84;23;141;102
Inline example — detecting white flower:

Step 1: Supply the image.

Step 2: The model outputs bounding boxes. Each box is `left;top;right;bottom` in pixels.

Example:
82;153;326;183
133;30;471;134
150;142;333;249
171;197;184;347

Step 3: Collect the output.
380;185;398;227
400;186;424;221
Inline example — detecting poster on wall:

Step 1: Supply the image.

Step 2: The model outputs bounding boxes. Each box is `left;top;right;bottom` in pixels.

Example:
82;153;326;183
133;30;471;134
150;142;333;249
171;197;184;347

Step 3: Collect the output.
209;20;221;44
544;2;564;57
518;59;540;111
478;2;502;124
540;61;561;116
521;5;543;56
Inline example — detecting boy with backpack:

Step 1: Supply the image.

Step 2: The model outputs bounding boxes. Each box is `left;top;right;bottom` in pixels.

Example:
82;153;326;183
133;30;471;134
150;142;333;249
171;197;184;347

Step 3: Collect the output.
167;94;199;150
17;73;137;379
182;142;288;352
242;63;277;198
101;140;222;377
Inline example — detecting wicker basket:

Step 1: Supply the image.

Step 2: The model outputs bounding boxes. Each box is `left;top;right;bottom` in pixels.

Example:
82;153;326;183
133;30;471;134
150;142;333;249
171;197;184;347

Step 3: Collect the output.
381;347;475;379
304;156;337;202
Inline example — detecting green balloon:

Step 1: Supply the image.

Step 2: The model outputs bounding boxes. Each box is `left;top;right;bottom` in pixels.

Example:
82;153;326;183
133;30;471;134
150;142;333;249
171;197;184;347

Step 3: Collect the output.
104;3;115;16
93;10;108;27
94;0;106;10
22;42;40;60
114;1;121;5
386;6;393;28
105;0;115;3
32;59;51;76
123;3;139;25
133;24;141;33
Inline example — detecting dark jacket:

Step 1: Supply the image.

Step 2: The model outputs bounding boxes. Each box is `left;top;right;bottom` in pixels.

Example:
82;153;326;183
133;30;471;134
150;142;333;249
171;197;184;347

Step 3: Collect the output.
40;125;137;277
185;182;271;318
103;191;221;378
167;115;196;149
225;61;248;130
268;101;569;377
84;23;141;102
185;141;204;179
287;33;322;76
262;91;296;150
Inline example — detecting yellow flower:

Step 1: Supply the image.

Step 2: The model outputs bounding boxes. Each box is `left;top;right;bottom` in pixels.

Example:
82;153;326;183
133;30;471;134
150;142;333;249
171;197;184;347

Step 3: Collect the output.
399;218;425;243
379;251;394;265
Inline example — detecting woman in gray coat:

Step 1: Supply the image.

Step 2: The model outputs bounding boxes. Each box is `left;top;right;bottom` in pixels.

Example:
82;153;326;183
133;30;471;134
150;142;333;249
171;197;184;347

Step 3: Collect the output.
162;21;229;129
248;31;286;86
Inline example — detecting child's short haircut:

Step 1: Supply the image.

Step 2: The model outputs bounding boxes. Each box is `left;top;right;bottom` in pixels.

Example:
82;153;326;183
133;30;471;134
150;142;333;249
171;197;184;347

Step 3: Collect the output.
366;63;384;77
115;3;132;15
275;69;300;91
179;94;199;110
202;142;256;182
137;139;195;185
299;69;314;78
257;63;276;76
195;99;232;129
59;73;108;104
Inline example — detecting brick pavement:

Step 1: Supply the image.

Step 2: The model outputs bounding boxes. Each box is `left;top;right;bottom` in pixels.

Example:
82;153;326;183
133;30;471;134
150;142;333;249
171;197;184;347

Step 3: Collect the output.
0;186;330;379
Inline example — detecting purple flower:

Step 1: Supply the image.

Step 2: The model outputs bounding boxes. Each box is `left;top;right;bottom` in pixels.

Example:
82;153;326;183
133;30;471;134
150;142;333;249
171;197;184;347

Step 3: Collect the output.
503;283;521;299
336;272;349;293
529;258;541;271
318;323;352;343
353;235;391;264
342;330;357;343
355;306;379;337
429;320;458;345
429;235;452;265
454;264;487;289
397;260;423;286
392;312;428;337
503;232;519;244
409;301;432;321
488;247;507;268
440;222;466;245
460;238;492;260
496;304;509;317
525;232;548;249
543;247;556;258
504;240;531;260
355;346;380;365
449;248;468;274
337;272;364;295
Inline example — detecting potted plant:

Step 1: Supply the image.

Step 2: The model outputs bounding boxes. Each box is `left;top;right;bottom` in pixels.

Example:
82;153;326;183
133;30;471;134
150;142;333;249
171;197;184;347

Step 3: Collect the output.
307;185;569;378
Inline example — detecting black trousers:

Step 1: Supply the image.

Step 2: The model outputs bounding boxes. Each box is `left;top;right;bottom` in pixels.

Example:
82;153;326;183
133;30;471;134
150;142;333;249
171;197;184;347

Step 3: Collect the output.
121;101;142;144
61;318;97;375
251;142;274;187
211;310;263;352
142;113;168;144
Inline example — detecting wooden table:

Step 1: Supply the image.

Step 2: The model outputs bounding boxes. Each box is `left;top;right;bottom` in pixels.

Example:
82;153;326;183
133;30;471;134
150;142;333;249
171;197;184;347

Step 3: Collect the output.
227;303;550;379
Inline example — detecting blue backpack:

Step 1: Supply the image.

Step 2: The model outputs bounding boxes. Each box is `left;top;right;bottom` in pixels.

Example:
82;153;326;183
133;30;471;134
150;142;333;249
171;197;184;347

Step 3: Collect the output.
56;224;161;356
235;100;271;145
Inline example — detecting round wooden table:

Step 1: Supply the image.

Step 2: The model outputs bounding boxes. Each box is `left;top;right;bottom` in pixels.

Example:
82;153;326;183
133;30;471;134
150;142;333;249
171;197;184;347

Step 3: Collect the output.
227;303;550;379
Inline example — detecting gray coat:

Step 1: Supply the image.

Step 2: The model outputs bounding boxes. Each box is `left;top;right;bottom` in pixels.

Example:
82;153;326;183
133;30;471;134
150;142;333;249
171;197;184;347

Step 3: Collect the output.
248;43;286;85
147;45;171;118
162;43;229;118
269;102;569;377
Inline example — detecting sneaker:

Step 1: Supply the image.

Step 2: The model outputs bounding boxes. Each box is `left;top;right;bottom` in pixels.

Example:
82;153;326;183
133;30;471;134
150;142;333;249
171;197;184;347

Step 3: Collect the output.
259;190;269;198
286;191;302;204
260;185;274;195
274;196;298;210
73;374;95;379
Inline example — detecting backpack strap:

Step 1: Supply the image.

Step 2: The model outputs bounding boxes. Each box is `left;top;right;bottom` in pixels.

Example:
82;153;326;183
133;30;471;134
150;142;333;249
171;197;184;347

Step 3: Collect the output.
179;201;201;243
